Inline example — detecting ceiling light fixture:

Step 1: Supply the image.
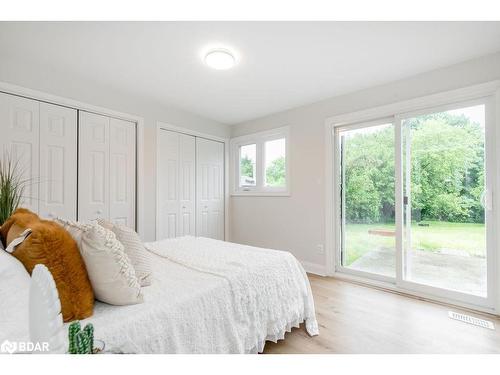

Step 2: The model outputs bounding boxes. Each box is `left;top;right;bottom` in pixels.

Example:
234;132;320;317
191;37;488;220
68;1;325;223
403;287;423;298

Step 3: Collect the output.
204;49;236;70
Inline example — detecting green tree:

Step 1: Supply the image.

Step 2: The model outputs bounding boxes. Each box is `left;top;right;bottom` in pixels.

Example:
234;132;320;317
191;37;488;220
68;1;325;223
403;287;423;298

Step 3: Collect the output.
343;112;485;224
344;124;395;223
240;155;254;178
407;114;484;222
266;157;286;187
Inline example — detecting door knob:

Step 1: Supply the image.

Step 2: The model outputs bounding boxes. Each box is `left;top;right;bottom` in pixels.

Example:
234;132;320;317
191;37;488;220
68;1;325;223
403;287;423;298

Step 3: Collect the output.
96;209;103;215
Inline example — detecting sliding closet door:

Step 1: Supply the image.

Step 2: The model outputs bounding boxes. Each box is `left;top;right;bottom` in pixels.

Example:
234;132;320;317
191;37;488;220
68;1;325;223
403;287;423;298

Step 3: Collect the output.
157;130;179;238
157;130;196;239
78;111;110;222
196;138;224;240
39;102;77;220
178;133;196;236
0;92;40;213
109;118;136;228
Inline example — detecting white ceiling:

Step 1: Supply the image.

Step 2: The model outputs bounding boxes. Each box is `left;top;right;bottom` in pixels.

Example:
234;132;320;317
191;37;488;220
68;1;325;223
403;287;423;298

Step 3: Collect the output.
1;22;500;124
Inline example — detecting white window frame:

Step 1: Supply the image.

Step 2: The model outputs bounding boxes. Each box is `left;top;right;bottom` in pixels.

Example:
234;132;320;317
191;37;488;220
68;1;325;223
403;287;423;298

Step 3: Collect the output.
325;80;500;315
230;126;290;196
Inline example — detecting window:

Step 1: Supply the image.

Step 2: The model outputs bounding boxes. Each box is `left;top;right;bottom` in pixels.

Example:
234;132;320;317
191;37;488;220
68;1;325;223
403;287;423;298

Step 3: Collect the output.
239;144;256;187
231;126;289;195
264;138;286;188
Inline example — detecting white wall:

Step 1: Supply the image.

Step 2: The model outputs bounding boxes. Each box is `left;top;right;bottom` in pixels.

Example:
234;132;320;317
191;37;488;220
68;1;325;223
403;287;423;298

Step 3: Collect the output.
230;52;500;274
0;56;230;241
3;50;500;268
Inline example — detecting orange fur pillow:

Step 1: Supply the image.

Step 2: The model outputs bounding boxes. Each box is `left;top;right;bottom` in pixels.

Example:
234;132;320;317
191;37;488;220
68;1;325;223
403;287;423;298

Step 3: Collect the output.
0;208;39;247
0;209;94;322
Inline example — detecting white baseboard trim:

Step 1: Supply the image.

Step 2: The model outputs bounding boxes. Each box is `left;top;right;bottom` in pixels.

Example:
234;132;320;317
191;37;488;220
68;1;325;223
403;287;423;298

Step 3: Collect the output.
299;260;327;276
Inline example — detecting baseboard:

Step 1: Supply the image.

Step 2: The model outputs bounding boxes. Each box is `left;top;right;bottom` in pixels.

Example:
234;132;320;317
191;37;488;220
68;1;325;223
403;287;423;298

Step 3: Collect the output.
299;260;327;276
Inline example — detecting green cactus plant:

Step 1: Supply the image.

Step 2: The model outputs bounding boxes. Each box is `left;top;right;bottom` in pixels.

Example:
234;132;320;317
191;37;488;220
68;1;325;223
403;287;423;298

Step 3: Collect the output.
75;331;91;354
68;321;96;354
83;323;94;353
68;321;81;354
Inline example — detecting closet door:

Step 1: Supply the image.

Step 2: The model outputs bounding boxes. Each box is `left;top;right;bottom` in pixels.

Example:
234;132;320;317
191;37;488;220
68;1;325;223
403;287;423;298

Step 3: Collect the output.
178;134;196;236
109;118;136;228
157;130;196;239
39;102;77;220
78;111;110;222
157;130;180;239
196;138;224;240
0;93;40;213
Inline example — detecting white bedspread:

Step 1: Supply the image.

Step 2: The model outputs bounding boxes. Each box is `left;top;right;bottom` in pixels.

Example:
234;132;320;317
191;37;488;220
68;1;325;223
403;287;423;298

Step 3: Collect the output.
82;237;318;353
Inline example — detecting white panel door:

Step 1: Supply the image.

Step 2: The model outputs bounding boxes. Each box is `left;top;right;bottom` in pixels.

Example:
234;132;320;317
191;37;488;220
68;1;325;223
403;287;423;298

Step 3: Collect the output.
0;92;40;213
178;133;196;236
157;130;180;239
78;111;110;222
109;118;136;228
39;102;77;220
157;130;196;239
196;138;224;240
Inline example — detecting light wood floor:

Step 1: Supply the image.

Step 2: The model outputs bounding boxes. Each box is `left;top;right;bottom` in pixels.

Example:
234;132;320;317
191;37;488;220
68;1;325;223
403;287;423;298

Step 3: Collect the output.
263;274;500;354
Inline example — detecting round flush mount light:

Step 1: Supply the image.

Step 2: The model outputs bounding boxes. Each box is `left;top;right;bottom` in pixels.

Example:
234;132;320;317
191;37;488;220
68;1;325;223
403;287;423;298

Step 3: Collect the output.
204;49;236;70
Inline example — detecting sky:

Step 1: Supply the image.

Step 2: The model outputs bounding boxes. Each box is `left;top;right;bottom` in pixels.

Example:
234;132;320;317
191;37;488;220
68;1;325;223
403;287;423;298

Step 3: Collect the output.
447;104;485;128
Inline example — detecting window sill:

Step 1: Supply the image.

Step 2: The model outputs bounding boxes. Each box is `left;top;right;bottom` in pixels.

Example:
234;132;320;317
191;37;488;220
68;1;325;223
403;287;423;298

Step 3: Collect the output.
231;191;290;197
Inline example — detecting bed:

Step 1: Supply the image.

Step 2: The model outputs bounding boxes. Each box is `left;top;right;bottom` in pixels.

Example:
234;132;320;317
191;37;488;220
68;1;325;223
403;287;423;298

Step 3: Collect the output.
77;236;319;354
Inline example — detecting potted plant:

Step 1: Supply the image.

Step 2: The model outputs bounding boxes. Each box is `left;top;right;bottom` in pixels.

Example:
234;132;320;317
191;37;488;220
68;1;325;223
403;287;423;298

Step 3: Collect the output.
0;153;26;226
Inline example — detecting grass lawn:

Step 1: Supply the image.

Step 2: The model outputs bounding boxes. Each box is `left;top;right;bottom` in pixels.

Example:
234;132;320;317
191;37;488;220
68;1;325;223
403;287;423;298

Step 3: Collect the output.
345;221;486;266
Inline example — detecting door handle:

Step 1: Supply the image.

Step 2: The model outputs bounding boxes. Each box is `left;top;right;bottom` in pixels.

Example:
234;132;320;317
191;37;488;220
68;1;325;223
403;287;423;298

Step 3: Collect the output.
96;209;103;215
482;190;493;211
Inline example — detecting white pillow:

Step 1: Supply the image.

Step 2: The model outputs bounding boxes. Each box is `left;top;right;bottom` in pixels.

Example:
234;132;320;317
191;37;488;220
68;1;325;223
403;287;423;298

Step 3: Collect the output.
97;219;152;286
0;250;30;343
55;218;143;305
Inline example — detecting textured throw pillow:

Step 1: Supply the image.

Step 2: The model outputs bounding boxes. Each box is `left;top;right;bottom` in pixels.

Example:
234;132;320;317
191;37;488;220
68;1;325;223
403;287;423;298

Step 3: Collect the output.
0;209;94;322
97;219;152;286
55;218;143;305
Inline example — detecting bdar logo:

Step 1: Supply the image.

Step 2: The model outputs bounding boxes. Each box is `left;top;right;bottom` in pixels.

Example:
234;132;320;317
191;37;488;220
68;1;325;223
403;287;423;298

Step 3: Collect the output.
1;340;17;354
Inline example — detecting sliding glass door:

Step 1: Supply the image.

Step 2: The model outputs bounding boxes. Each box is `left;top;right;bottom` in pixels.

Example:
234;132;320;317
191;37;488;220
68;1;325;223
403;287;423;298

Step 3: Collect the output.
336;98;495;309
339;121;396;279
401;104;491;300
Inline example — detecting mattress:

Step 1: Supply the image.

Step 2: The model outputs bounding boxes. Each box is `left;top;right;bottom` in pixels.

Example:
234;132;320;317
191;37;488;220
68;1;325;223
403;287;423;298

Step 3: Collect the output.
79;237;318;354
